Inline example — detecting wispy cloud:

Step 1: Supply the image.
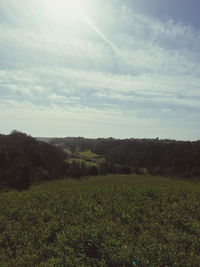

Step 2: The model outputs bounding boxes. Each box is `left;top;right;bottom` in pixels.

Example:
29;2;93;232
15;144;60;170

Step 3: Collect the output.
0;0;200;139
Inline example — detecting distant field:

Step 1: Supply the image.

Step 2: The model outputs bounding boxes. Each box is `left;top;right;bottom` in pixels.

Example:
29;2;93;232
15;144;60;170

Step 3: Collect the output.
0;174;200;266
67;158;99;167
78;150;99;158
75;150;105;165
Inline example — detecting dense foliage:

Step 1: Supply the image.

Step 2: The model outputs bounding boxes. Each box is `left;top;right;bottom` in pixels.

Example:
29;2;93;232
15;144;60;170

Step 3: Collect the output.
0;132;102;190
1;132;200;190
0;174;200;266
0;131;67;190
52;137;200;178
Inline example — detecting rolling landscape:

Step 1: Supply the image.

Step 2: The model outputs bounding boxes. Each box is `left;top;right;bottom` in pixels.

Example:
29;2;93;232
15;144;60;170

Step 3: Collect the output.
0;131;200;266
1;0;200;266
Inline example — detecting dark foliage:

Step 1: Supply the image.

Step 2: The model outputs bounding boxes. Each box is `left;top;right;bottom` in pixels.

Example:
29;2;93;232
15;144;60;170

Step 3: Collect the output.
93;138;200;178
5;164;31;190
50;137;95;153
51;137;200;179
1;132;200;190
65;161;99;178
0;131;67;190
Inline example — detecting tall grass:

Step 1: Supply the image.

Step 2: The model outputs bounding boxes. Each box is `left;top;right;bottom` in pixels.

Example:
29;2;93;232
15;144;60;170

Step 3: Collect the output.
0;174;200;266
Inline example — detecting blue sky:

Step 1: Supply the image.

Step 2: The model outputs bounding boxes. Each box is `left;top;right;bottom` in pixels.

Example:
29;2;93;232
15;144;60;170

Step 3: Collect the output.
0;0;200;140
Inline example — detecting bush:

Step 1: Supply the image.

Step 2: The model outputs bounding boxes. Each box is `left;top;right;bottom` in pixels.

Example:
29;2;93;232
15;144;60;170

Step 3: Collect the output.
6;164;31;191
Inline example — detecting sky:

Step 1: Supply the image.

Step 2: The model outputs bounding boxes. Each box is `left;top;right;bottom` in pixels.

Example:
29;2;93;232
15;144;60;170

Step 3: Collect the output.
0;0;200;140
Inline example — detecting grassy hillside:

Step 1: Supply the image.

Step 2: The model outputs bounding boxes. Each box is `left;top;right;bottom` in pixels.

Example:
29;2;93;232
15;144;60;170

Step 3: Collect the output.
77;150;105;165
0;174;200;266
78;150;99;158
67;158;99;167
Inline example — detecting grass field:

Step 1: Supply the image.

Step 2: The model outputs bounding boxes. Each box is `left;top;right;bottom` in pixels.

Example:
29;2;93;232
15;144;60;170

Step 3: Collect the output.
67;149;103;167
0;174;200;266
67;158;99;167
78;150;99;159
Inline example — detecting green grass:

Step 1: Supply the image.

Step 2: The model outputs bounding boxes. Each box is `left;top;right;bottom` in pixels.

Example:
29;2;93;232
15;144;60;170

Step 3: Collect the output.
67;158;99;167
66;151;105;171
75;149;105;165
0;174;200;266
78;150;99;159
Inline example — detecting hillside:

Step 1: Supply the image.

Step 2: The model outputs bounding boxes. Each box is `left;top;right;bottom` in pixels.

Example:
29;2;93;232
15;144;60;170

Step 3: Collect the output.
0;131;67;190
51;137;200;179
0;174;200;266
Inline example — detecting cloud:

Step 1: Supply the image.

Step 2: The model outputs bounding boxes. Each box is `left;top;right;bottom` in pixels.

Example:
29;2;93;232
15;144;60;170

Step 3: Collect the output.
0;0;200;139
1;66;200;113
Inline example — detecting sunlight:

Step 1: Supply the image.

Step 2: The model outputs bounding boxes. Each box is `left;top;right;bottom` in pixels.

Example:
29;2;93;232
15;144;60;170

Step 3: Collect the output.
83;15;120;55
44;0;83;23
42;0;120;56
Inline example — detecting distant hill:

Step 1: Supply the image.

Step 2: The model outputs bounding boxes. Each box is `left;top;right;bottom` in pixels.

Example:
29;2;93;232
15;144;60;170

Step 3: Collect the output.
51;137;200;179
1;132;200;191
36;137;54;143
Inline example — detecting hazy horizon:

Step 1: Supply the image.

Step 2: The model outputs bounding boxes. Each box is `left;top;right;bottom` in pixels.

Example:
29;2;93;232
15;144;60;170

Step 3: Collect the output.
1;0;200;140
4;131;198;142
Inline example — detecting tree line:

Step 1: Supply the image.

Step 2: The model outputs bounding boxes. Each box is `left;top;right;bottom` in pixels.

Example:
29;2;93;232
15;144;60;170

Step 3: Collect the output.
1;132;200;191
0;131;67;190
52;137;200;179
0;132;104;190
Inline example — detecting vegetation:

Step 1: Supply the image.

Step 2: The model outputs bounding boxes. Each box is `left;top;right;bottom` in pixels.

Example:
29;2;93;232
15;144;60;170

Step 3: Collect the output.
0;131;67;190
78;150;99;159
67;149;103;168
0;174;200;266
76;150;104;165
1;131;200;190
67;158;98;167
51;137;200;179
1;132;200;265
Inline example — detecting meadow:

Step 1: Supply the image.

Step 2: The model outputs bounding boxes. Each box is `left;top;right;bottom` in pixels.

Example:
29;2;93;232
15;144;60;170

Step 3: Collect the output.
67;158;99;167
0;174;200;266
78;150;99;159
78;150;105;165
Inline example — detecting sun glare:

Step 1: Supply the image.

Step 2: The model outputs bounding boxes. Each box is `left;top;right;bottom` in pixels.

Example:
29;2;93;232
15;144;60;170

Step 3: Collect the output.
45;0;83;23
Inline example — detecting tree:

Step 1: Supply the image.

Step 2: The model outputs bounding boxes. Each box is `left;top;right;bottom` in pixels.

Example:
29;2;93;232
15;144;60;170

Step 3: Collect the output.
15;165;31;191
6;164;31;191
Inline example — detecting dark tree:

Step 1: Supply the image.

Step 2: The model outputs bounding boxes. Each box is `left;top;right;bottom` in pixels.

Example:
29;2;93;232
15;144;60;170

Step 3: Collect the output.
15;165;31;191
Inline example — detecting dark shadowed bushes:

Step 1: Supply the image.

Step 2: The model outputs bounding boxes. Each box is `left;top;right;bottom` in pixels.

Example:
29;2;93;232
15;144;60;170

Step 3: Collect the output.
0;131;67;190
51;137;200;179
